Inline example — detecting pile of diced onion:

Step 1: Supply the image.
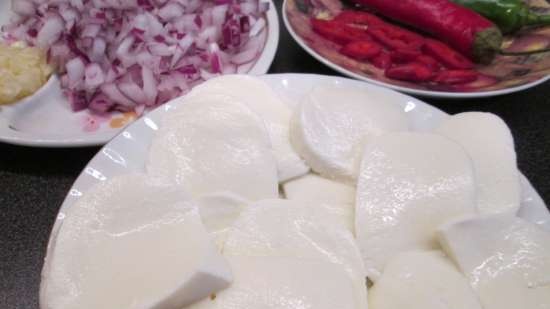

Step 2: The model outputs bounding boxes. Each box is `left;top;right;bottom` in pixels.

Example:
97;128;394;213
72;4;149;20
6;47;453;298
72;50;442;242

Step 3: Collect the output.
2;0;269;113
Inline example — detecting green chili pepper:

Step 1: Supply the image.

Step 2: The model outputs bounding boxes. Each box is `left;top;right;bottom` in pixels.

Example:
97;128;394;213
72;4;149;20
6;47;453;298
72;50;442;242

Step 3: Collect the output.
452;0;550;34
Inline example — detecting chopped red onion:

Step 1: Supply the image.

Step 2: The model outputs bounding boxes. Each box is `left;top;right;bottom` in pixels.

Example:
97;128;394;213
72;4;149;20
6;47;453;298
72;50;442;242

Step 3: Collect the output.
158;2;184;22
249;16;265;37
88;93;113;113
66;57;86;88
3;0;269;115
101;83;135;107
82;24;101;38
66;90;89;111
36;15;65;48
12;0;35;16
84;63;105;90
118;82;146;104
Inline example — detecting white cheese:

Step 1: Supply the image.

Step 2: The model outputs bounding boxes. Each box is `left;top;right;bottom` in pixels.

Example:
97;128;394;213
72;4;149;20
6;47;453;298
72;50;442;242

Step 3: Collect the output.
369;250;482;309
437;214;550;309
282;173;356;232
188;256;360;309
355;132;477;280
290;84;408;182
283;173;355;204
435;112;520;214
147;94;278;201
40;174;232;309
189;75;310;182
194;191;250;250
223;199;367;309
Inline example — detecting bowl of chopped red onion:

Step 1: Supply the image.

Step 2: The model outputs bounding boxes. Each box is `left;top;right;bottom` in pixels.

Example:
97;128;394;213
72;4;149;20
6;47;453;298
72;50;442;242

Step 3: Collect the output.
0;0;279;147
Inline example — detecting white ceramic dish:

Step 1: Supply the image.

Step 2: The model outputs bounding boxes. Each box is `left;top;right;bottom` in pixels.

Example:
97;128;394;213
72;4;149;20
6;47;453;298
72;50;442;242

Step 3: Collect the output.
282;0;550;99
48;74;550;248
0;0;280;147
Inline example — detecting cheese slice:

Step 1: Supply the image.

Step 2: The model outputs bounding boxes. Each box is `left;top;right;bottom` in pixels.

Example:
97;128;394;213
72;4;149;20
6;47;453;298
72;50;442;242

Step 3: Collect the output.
189;75;310;182
355;132;477;280
40;174;232;309
147;93;278;200
283;173;356;232
435;112;520;214
223;199;367;309
290;84;408;182
283;173;355;204
437;214;550;309
187;256;360;309
194;191;250;250
369;250;482;309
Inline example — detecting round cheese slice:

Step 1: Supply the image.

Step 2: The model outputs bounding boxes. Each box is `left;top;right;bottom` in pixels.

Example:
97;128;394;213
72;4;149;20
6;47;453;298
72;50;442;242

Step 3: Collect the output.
290;84;408;182
40;174;232;309
188;75;310;182
147;93;278;201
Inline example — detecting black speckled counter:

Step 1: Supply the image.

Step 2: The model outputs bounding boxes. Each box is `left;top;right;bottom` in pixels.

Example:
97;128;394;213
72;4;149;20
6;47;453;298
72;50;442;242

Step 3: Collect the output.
1;2;549;308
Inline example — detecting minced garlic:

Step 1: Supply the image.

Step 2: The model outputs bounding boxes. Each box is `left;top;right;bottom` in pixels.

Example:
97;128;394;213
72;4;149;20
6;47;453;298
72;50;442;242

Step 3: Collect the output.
0;42;53;105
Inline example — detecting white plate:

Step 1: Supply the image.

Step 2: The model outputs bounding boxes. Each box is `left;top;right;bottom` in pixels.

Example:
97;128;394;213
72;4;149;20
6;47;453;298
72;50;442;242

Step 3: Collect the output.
49;74;550;247
282;0;550;99
0;0;280;147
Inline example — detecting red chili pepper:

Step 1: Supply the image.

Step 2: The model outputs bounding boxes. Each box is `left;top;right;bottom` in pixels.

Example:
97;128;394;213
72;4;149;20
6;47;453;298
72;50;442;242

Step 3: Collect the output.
371;51;392;69
371;23;424;45
390;48;422;63
367;28;408;50
334;10;386;27
433;69;480;84
341;40;383;60
310;18;372;45
415;55;441;71
423;39;474;69
351;0;502;63
385;62;434;82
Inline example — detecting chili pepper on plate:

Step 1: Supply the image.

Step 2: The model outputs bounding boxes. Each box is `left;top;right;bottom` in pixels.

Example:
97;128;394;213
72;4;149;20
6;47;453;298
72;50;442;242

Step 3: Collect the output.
452;0;550;34
311;18;372;44
350;0;503;63
423;39;475;69
390;48;423;64
385;62;435;82
341;41;383;60
371;51;393;69
415;55;441;71
333;10;386;27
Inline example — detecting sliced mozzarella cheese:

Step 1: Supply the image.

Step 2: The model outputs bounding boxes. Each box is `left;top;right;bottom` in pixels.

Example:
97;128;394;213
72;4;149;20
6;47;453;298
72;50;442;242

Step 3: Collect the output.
147;94;278;200
435;112;520;214
356;132;477;280
194;192;250;250
369;250;482;309
283;173;356;232
188;256;360;309
517;174;550;232
437;214;550;309
223;199;367;309
40;174;232;309
317;202;355;233
290;84;408;182
283;173;355;204
189;75;310;182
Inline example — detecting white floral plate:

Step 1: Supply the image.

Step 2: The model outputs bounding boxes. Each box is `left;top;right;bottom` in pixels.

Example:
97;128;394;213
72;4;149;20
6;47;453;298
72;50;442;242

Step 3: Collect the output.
0;0;280;147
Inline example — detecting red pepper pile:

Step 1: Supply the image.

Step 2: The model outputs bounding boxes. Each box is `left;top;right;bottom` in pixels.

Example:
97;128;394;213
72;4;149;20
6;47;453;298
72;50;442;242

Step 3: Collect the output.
311;11;482;85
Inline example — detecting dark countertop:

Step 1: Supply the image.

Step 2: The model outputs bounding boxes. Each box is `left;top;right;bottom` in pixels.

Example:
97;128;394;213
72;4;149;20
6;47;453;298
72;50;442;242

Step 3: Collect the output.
1;1;549;308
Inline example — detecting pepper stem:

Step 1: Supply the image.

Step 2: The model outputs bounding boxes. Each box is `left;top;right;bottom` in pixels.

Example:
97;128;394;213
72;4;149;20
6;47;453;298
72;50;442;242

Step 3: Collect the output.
526;13;550;26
